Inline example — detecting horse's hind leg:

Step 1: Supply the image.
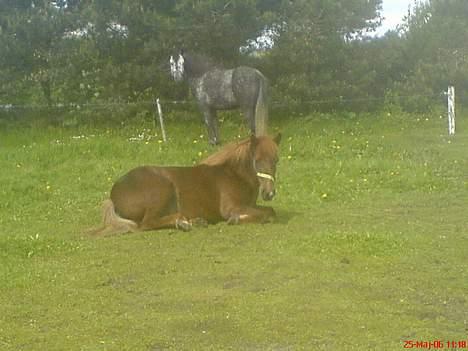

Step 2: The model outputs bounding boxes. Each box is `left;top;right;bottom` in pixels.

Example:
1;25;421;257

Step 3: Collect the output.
202;108;220;145
139;211;192;232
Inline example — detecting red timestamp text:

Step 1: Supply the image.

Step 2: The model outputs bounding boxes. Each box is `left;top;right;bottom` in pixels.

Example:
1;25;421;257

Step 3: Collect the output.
404;340;468;349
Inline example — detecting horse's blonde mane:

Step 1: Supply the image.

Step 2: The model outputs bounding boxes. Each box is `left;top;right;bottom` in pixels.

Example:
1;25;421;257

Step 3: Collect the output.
200;137;252;166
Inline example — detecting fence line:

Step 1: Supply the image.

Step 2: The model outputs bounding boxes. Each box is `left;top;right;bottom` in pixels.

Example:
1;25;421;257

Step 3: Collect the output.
0;92;445;111
276;93;442;106
0;100;195;111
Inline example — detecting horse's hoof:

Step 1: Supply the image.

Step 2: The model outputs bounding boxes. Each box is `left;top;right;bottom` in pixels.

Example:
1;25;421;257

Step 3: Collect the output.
190;218;209;227
227;215;240;225
176;218;192;232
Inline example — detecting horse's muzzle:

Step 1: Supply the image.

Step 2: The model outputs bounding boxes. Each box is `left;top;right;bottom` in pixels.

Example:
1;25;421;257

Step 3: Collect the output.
262;189;276;201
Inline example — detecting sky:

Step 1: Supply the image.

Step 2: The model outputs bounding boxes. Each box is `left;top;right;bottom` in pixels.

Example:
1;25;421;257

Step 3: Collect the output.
376;0;425;36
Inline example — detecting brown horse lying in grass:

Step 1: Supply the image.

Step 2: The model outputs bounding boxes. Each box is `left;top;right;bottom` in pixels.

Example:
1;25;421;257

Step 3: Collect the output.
90;134;281;235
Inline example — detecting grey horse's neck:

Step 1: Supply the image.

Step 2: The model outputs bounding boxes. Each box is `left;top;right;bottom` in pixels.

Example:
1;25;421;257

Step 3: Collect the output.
184;54;220;79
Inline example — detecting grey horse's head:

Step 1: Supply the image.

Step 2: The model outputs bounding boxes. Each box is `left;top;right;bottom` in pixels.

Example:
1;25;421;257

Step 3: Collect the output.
169;53;185;82
170;51;218;81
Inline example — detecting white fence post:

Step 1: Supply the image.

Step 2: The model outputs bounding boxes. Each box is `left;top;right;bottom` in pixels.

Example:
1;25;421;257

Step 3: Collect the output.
154;98;167;142
447;86;455;136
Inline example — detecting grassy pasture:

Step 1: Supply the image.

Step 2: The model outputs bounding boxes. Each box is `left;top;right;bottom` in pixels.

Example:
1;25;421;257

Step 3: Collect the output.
0;111;467;350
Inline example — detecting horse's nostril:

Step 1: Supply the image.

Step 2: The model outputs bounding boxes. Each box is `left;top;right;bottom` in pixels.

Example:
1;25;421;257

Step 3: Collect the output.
263;191;275;201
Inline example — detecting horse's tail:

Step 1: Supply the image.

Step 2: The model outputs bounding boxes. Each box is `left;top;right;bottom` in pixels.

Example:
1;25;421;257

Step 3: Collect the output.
255;73;269;137
87;199;138;236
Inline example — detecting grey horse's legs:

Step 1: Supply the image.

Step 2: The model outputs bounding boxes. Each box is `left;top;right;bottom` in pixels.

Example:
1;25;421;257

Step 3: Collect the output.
202;108;220;145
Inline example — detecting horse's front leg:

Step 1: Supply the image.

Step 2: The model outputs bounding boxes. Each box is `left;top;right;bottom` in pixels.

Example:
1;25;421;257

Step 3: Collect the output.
225;206;276;225
202;107;220;145
203;108;220;145
139;211;193;232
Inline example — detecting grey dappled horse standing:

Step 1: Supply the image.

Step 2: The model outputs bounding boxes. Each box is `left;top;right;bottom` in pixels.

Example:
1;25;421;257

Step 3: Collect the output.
170;51;268;145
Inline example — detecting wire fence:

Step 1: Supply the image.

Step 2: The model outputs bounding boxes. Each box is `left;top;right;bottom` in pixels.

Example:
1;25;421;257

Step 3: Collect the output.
0;92;448;112
2;88;462;143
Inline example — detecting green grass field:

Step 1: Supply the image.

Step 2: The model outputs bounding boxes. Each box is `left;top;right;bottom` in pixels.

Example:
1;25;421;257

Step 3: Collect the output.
1;111;467;350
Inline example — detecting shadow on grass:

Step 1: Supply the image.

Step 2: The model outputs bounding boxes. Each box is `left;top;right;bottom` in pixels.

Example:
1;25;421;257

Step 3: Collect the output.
275;208;301;225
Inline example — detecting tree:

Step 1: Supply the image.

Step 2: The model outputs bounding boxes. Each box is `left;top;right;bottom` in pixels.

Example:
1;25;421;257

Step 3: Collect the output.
7;0;439;115
0;0;81;105
259;0;383;110
390;0;468;110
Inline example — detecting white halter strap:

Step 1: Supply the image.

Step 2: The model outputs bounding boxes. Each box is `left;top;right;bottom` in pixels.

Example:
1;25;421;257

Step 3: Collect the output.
256;172;275;182
253;159;275;182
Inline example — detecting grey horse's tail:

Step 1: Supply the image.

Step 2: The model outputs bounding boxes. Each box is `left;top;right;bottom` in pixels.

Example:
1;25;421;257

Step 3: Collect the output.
255;73;268;136
87;199;138;236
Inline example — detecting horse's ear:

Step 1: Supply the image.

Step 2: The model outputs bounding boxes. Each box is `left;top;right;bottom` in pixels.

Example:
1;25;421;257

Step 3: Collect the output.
274;133;282;145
